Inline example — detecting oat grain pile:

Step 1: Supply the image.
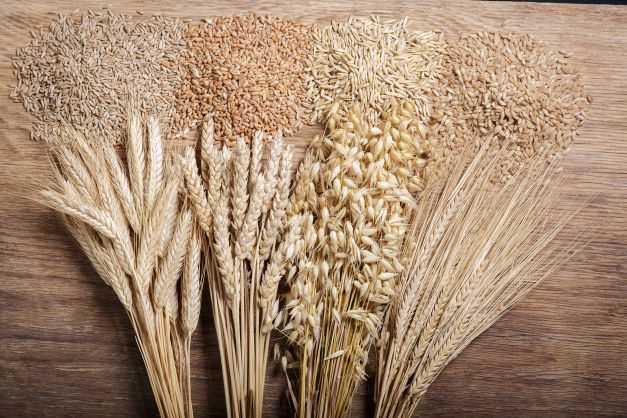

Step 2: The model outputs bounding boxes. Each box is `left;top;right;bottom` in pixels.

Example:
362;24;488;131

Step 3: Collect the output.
307;16;444;124
175;15;314;142
11;10;185;144
428;32;589;181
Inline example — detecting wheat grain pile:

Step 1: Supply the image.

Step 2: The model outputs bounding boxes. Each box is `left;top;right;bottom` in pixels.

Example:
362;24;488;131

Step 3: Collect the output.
307;16;444;125
11;10;185;145
174;15;314;142
427;32;589;181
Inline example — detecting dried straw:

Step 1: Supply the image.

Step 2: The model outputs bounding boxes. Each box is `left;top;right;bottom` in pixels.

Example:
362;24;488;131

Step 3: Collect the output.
374;147;583;418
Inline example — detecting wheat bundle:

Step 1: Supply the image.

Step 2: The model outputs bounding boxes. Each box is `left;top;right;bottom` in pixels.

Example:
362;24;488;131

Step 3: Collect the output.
180;116;299;418
40;111;202;418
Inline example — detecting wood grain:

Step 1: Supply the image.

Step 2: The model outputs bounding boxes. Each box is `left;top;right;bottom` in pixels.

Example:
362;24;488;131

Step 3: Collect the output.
1;1;626;417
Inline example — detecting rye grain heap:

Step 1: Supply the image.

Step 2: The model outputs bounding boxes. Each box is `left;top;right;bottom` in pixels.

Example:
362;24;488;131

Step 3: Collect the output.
175;15;314;142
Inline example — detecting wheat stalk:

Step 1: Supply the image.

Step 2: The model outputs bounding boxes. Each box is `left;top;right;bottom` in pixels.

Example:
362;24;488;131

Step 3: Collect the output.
181;116;296;418
39;110;204;418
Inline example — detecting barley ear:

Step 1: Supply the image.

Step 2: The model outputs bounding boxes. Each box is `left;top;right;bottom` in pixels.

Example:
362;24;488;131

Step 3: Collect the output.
179;149;212;235
154;208;192;313
127;109;145;218
103;142;140;232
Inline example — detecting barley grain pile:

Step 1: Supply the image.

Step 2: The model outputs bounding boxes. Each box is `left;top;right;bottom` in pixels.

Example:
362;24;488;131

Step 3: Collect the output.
11;10;185;144
428;32;589;181
174;15;314;142
307;16;444;125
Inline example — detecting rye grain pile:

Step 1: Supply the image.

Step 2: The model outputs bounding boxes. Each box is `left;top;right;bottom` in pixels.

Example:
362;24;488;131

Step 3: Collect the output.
427;32;589;181
174;15;314;142
11;10;185;144
307;16;444;124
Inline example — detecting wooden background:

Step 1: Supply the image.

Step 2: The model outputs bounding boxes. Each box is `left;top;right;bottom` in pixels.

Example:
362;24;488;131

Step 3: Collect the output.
1;1;627;417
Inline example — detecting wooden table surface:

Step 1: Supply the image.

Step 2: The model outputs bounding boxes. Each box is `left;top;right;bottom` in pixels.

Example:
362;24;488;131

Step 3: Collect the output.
1;1;627;417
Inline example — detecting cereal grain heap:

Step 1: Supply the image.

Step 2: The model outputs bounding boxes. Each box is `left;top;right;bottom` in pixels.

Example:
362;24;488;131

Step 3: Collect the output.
428;32;589;181
11;10;185;144
175;15;314;141
307;16;444;124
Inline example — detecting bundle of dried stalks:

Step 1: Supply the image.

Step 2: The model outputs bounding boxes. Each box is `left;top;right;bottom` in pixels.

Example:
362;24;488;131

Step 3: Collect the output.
180;117;298;418
39;111;202;418
281;101;430;418
374;147;581;418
